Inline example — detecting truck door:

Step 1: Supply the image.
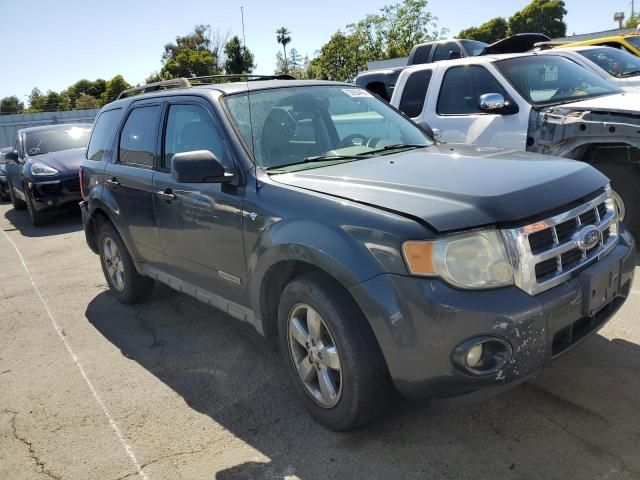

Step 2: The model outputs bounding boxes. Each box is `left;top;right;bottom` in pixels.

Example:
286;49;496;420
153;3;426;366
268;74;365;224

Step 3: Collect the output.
152;98;246;306
424;64;530;150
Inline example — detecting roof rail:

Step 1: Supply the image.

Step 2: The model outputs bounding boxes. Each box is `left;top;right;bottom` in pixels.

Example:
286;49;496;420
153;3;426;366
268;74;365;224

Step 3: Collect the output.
188;74;296;84
117;78;191;100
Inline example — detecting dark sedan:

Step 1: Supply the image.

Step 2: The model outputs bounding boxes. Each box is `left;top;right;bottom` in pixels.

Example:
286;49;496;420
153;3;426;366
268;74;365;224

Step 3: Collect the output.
5;124;92;225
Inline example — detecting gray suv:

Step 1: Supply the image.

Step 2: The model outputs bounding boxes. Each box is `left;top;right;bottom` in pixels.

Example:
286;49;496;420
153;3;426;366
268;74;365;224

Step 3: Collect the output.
80;77;636;431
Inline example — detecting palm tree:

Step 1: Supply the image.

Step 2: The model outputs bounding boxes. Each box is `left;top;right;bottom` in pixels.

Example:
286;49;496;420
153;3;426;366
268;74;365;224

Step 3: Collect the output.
276;27;292;73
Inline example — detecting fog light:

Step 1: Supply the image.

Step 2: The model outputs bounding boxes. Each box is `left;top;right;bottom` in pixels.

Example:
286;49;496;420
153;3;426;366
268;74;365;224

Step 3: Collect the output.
466;344;484;368
47;200;54;206
452;336;512;376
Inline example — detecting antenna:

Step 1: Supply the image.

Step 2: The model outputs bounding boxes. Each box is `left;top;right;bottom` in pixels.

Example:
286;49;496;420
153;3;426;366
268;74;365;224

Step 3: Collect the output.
241;6;259;191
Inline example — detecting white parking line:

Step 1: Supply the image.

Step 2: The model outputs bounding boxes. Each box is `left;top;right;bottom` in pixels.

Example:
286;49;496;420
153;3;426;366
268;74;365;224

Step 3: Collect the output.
1;229;150;480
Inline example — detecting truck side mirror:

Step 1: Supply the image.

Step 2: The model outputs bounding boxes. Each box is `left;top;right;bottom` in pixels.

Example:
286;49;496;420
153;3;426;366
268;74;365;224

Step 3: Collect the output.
479;93;518;115
171;150;235;184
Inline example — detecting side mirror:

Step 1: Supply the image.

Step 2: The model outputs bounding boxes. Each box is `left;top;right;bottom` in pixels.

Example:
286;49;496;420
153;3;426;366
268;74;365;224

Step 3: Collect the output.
171;150;235;184
448;51;462;60
4;150;19;162
479;93;506;112
417;121;442;140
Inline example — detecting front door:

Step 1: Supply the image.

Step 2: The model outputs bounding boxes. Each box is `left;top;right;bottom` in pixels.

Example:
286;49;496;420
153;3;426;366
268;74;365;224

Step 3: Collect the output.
152;99;246;305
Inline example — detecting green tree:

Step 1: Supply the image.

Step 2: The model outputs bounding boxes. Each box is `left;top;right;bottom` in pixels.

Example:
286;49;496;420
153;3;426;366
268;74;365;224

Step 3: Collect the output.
27;88;47;112
458;17;508;43
157;24;221;79
65;79;107;107
0;96;24;114
75;94;100;110
379;0;445;57
276;27;292;73
101;75;131;104
314;31;361;81
223;36;255;74
508;0;567;38
625;15;640;28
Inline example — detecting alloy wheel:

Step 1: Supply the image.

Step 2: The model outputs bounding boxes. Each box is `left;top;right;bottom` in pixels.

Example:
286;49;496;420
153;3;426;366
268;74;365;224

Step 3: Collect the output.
102;237;126;291
287;303;342;408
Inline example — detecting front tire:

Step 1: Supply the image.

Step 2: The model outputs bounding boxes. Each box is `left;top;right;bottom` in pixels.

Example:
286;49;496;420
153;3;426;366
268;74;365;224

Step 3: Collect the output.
25;189;48;226
8;181;26;210
0;183;9;201
278;272;391;431
98;222;154;304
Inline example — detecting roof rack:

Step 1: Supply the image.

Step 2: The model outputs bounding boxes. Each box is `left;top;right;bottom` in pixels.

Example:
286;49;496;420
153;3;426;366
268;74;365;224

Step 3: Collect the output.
116;74;296;100
117;78;191;100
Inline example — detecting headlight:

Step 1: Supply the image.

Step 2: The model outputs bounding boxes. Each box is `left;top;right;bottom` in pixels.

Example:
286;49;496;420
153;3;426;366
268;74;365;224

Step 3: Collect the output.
402;230;514;289
30;163;59;176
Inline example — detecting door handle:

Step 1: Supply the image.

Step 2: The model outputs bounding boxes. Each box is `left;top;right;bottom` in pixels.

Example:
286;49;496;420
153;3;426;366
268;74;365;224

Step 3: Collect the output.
105;178;120;188
157;189;176;202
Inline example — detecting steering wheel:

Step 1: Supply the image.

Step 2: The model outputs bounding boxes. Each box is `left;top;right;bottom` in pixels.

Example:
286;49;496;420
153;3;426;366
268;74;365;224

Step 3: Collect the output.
338;134;369;148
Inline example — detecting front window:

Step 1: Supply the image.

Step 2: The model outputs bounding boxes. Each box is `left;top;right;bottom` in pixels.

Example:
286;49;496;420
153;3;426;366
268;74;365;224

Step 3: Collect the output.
460;40;488;56
624;36;640;51
25;126;91;156
576;47;640;78
496;55;620;106
224;85;432;171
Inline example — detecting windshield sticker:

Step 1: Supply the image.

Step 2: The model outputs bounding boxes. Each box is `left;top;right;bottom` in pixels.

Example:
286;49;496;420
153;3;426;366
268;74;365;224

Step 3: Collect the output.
342;88;373;98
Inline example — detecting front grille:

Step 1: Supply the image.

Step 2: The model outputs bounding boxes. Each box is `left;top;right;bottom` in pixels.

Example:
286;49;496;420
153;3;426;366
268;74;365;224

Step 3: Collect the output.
39;183;63;195
503;188;619;296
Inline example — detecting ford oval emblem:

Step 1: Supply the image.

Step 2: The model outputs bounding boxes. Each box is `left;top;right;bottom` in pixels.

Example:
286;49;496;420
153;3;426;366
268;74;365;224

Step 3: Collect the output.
576;225;601;251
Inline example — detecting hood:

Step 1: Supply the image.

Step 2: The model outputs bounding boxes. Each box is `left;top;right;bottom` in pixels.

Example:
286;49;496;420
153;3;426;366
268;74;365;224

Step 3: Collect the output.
29;148;85;174
554;92;640;113
272;144;608;232
481;33;550;55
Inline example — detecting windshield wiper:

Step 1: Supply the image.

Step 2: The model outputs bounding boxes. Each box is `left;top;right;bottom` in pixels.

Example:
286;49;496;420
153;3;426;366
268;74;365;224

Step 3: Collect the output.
358;143;431;156
619;70;640;78
265;155;364;171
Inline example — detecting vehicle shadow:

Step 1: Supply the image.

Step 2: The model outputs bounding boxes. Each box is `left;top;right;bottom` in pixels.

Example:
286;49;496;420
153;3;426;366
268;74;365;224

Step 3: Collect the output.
3;206;82;237
86;286;640;479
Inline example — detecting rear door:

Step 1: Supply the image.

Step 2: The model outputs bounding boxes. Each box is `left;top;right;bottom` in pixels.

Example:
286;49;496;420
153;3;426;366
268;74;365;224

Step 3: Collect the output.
152;97;246;305
105;101;164;267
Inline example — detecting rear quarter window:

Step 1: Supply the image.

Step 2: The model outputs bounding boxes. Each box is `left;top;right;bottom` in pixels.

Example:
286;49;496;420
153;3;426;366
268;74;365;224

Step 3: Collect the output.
86;108;123;161
398;70;432;118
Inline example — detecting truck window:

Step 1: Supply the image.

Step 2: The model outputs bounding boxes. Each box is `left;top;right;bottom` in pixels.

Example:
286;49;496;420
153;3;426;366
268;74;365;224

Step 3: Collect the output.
433;42;462;62
163;104;226;169
86;109;122;161
118;105;160;167
398;70;433;118
410;44;433;64
437;65;508;115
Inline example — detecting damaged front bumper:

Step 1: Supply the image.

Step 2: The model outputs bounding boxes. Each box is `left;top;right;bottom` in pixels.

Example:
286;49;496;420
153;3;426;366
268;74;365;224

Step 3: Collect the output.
350;226;636;400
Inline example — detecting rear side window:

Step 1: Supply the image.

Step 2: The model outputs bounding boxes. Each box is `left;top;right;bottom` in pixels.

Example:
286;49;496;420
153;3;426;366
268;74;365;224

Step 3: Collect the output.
398;70;432;117
119;106;160;167
163;104;226;169
411;44;432;64
433;41;462;62
437;65;507;115
86;109;122;161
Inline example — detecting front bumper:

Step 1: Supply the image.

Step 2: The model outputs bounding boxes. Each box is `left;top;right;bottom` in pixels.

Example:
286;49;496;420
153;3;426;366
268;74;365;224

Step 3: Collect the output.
28;175;82;212
351;227;636;400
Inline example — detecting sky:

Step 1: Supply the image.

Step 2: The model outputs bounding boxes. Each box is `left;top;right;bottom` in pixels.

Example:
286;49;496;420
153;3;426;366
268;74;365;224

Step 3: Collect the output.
0;0;637;102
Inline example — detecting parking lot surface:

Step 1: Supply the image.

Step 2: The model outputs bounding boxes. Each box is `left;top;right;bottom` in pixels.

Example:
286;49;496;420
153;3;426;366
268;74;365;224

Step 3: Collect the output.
0;202;639;480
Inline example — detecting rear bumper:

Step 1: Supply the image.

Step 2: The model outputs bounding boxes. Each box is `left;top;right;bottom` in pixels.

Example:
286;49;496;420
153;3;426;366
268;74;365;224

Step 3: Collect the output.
351;226;636;400
29;176;82;212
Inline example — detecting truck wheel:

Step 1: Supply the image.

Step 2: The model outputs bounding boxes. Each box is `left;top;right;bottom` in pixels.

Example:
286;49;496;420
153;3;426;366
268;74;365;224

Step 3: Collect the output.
8;182;26;210
596;163;640;246
278;272;391;431
98;222;154;304
25;189;48;226
0;184;9;201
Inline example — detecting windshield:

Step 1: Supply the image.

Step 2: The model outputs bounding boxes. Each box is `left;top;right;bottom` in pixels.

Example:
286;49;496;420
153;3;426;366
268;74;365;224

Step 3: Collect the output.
460;40;488;56
576;47;640;78
496;55;620;106
25;126;91;156
224;85;432;171
626;36;640;50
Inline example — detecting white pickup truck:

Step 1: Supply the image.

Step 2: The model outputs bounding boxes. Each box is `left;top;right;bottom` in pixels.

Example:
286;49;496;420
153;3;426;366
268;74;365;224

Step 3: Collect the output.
390;50;640;242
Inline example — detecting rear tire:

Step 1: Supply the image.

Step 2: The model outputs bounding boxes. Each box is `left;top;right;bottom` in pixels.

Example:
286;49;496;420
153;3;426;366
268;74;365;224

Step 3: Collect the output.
98;222;154;304
8;182;26;210
596;163;640;245
277;272;391;431
0;183;9;201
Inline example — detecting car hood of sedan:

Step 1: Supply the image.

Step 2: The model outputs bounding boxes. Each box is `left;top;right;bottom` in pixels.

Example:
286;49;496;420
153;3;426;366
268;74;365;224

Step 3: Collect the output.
272;144;608;232
30;148;86;173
